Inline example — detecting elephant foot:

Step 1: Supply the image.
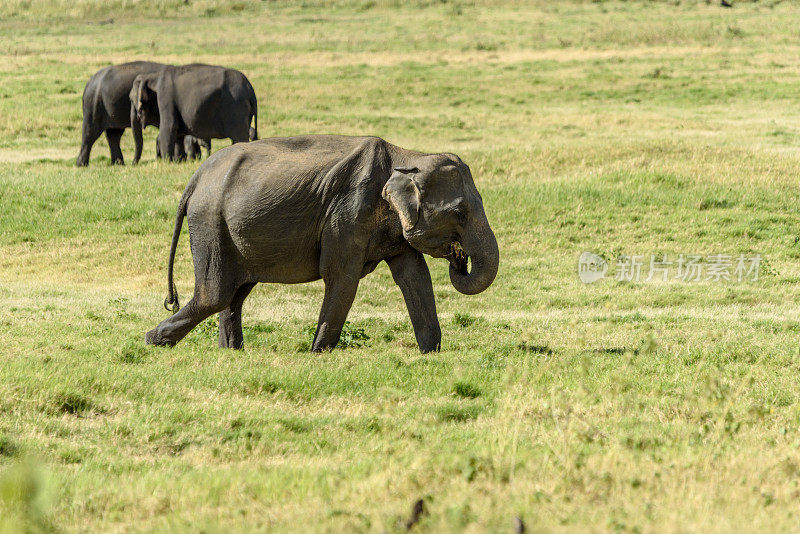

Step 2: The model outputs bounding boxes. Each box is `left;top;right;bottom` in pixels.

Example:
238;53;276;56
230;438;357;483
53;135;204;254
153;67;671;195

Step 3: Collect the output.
76;158;89;167
145;327;174;347
418;341;441;354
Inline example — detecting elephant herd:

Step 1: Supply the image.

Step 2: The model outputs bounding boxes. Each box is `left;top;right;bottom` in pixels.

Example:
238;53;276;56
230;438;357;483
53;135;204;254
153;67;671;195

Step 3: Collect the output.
76;61;257;166
75;62;499;353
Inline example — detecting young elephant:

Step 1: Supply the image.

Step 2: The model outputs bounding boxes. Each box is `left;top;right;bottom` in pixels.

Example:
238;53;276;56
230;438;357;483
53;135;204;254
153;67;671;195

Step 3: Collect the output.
130;64;257;162
154;135;211;161
77;61;167;166
183;136;211;160
145;135;499;352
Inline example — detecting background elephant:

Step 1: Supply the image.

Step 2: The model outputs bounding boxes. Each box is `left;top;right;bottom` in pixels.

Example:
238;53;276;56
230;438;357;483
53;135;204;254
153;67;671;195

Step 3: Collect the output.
130;64;258;162
77;61;167;166
145;135;499;352
134;84;210;163
130;81;209;164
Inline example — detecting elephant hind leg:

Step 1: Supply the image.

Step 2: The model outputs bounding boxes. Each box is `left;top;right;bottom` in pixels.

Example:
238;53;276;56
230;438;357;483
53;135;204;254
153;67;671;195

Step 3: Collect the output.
145;293;229;347
219;282;257;349
106;128;125;165
146;270;244;347
76;121;103;167
145;229;246;347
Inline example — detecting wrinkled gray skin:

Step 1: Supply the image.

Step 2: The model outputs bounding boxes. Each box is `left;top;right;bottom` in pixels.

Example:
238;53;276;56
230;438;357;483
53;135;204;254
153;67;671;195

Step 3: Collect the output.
77;61;167;166
145;135;499;352
130;64;258;162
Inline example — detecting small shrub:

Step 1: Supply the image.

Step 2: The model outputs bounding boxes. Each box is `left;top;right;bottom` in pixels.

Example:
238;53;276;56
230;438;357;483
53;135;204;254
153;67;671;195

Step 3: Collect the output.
338;322;369;348
300;322;369;350
195;316;218;337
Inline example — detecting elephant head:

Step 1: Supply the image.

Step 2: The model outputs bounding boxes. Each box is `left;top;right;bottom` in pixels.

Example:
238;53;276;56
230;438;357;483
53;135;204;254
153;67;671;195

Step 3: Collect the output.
129;73;159;128
382;155;499;295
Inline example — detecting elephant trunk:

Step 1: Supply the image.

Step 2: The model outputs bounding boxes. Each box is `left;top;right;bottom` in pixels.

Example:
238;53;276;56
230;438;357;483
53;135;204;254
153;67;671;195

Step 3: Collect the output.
449;210;499;295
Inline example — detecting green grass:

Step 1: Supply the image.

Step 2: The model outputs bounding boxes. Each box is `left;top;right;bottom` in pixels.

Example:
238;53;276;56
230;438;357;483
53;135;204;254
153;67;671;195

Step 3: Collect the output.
3;0;800;531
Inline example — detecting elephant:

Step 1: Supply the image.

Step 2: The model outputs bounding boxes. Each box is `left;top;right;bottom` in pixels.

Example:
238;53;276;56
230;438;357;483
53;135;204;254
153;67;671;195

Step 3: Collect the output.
77;61;167;166
184;136;211;161
154;135;211;162
130;63;258;163
145;135;499;352
131;81;211;164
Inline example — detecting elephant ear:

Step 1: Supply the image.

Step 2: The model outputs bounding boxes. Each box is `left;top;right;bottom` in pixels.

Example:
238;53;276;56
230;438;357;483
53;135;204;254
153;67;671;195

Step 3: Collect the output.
382;167;421;232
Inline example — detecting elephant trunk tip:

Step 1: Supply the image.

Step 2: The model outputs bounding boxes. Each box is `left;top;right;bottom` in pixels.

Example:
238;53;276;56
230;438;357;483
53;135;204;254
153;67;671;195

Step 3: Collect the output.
448;223;499;296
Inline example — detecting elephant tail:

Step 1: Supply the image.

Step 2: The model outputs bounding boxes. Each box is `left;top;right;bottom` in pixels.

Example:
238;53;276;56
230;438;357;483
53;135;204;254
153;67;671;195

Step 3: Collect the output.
249;96;258;141
163;176;198;313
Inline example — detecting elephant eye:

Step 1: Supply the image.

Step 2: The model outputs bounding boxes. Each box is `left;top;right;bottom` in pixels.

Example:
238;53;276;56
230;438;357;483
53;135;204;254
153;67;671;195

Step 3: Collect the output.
442;198;469;220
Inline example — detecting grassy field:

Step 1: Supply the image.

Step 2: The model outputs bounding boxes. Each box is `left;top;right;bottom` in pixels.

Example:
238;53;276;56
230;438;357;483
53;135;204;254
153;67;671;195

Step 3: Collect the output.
4;0;800;531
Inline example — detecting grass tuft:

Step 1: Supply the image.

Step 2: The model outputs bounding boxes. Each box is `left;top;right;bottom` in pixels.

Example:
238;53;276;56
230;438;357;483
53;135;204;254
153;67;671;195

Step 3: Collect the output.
452;381;482;399
452;312;478;328
434;403;482;423
0;435;19;458
117;341;148;364
52;392;94;416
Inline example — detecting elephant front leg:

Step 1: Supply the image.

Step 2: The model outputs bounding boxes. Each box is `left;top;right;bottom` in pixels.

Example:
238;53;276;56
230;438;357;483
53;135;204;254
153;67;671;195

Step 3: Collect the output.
312;271;361;352
156;115;180;162
386;249;441;353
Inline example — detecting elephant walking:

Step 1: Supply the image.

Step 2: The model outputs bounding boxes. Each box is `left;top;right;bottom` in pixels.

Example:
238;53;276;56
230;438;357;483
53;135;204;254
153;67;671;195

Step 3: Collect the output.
77;61;167;166
130;64;258;162
145;136;499;352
